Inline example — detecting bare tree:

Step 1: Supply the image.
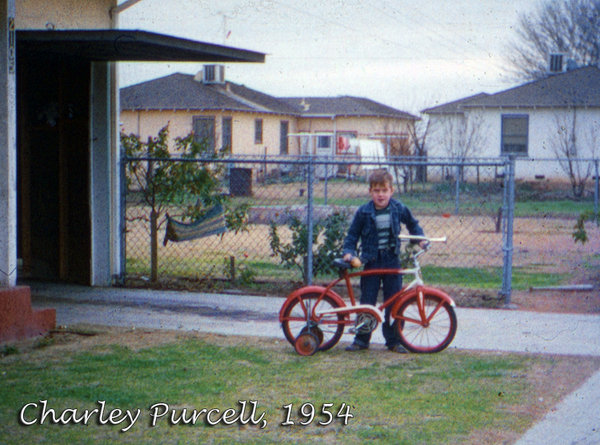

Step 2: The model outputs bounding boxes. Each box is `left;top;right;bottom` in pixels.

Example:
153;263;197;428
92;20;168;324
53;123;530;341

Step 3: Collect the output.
505;0;600;82
552;108;599;198
381;119;416;193
435;112;488;181
407;115;430;183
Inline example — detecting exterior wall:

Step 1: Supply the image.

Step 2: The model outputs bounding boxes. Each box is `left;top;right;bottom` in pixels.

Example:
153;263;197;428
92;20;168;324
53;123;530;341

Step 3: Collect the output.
427;107;600;180
1;0;17;287
120;109;300;156
297;115;412;138
16;0;115;28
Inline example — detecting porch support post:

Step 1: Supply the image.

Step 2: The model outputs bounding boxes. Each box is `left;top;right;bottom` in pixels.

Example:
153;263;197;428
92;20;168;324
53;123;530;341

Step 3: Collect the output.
0;0;17;287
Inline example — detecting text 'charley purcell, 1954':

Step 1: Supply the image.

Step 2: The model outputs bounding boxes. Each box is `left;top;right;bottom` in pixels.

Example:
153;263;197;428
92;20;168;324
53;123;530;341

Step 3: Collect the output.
19;400;268;432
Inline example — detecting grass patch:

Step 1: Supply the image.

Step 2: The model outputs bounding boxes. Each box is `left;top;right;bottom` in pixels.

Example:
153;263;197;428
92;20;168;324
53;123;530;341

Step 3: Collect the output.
1;332;597;444
424;266;569;291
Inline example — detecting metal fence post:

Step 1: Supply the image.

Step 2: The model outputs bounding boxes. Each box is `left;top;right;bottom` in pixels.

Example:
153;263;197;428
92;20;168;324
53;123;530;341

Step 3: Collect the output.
120;154;127;283
454;164;460;214
595;159;599;225
500;155;516;307
306;155;315;285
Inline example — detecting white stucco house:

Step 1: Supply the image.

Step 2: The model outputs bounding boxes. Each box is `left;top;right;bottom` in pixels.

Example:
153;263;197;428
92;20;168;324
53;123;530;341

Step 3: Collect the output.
423;66;600;180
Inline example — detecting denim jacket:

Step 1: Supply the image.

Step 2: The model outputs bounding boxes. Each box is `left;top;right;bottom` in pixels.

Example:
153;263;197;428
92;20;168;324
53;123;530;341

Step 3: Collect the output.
342;198;424;263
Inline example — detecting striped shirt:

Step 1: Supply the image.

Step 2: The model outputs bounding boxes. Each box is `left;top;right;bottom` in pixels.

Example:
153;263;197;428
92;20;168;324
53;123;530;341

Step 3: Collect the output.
375;207;395;250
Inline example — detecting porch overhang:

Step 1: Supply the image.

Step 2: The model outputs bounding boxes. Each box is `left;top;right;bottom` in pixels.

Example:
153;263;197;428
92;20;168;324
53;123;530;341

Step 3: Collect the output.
16;29;265;62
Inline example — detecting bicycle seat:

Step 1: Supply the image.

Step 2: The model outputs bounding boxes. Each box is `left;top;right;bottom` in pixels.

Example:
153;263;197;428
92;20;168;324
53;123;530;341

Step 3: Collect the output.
333;258;352;270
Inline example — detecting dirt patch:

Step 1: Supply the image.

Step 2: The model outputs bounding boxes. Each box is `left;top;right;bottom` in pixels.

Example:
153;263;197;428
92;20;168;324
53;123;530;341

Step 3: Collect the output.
511;288;600;313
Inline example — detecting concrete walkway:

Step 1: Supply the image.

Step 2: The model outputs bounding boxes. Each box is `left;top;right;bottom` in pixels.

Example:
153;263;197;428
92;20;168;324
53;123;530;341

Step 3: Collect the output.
28;282;600;444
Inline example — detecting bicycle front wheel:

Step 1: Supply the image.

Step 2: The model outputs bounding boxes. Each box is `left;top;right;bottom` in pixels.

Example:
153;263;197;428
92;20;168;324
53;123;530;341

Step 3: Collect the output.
394;293;457;353
280;292;345;352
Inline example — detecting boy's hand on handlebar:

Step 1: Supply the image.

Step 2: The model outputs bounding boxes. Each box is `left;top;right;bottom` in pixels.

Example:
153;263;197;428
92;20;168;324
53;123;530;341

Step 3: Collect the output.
343;254;362;267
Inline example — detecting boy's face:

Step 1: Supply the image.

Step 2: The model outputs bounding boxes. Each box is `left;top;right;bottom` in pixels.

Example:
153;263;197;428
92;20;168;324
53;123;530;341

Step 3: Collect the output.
369;182;393;209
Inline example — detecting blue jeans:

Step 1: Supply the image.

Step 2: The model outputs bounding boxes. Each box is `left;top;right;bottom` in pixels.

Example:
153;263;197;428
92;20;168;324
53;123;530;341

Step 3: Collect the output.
353;250;402;348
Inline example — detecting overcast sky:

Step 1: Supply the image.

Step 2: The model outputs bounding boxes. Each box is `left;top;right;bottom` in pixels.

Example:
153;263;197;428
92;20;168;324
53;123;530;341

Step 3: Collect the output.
117;0;543;114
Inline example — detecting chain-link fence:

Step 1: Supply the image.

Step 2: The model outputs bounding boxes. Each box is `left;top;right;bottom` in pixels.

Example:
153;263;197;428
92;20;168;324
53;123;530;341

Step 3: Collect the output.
122;155;599;307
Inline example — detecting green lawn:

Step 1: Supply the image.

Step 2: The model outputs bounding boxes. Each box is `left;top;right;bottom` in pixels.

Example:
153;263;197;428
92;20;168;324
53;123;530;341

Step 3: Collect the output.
1;331;596;444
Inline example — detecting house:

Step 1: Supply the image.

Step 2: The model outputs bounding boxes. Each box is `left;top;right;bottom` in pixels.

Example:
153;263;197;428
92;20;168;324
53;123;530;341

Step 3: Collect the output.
120;65;418;168
120;69;301;158
423;65;600;179
0;0;264;341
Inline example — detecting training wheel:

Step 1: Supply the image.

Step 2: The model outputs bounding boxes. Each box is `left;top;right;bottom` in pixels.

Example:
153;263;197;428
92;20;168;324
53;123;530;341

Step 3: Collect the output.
300;325;324;346
294;332;319;356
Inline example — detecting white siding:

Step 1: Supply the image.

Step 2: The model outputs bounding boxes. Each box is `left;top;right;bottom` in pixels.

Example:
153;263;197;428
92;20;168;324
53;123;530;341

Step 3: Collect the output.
427;107;600;180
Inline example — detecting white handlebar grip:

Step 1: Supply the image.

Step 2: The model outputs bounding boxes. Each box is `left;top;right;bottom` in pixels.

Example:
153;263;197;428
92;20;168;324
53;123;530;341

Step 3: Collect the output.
398;234;447;243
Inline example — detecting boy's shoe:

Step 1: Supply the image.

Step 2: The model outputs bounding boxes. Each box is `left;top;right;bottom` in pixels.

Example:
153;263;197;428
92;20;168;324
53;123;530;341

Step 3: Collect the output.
345;343;368;351
388;344;409;354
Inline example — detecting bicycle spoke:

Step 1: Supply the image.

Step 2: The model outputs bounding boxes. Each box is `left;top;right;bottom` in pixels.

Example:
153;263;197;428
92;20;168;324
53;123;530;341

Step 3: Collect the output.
396;293;457;353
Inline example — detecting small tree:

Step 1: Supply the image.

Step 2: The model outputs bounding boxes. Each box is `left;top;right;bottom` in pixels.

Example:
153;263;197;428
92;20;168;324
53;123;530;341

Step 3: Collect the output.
435;112;487;181
573;210;600;244
122;124;234;282
551;109;599;199
382;119;416;193
269;211;348;284
407;115;430;184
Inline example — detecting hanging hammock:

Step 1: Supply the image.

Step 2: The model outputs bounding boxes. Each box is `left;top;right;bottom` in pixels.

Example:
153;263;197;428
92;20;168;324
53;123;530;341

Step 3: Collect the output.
163;204;227;246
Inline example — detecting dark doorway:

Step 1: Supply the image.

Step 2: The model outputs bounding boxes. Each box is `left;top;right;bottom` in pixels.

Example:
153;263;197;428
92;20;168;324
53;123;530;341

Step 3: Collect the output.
17;55;91;284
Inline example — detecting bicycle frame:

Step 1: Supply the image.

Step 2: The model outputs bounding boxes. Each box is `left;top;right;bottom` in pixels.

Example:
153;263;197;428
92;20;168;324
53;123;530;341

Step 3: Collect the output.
278;248;454;329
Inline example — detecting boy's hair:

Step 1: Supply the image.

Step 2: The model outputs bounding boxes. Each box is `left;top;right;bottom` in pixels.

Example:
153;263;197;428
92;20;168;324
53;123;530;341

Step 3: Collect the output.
368;169;394;189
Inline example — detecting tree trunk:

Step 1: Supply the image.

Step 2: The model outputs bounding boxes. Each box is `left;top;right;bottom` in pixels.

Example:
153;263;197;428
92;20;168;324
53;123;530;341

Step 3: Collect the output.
150;208;158;282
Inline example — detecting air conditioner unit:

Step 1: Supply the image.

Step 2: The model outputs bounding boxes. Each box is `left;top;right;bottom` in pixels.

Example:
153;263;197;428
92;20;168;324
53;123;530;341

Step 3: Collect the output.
549;54;564;73
203;64;225;84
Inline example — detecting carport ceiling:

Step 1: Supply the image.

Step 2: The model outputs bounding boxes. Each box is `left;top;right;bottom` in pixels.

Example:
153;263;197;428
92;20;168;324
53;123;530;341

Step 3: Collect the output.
16;29;265;63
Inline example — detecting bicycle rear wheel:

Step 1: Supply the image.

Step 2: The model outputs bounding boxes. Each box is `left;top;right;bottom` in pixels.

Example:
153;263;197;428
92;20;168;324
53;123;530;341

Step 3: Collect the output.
280;292;345;351
394;293;457;353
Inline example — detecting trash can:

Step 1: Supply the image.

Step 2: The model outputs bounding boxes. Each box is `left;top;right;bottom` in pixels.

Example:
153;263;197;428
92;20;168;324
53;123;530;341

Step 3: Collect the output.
230;168;252;196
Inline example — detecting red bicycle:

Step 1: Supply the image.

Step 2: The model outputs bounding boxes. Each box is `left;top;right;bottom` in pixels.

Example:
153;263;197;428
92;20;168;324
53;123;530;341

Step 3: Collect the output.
279;235;457;355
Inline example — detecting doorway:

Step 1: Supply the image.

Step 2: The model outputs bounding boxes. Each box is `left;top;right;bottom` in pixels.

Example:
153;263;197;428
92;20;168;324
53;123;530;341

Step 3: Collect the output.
17;55;91;284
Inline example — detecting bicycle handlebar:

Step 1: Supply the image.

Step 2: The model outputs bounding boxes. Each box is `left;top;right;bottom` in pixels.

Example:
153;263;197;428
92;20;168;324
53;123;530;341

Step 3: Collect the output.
398;234;447;243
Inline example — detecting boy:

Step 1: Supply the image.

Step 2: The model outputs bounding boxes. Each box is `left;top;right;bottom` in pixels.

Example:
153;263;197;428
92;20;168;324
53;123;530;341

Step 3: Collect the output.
342;169;426;353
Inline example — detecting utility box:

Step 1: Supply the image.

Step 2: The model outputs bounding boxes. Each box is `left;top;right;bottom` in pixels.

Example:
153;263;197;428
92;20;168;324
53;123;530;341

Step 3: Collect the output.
230;168;252;196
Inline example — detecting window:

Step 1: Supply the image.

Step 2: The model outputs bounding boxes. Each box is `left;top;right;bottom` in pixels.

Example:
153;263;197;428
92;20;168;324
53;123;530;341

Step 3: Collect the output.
279;121;289;154
501;114;528;156
317;135;331;149
222;117;232;151
254;119;263;144
193;116;215;151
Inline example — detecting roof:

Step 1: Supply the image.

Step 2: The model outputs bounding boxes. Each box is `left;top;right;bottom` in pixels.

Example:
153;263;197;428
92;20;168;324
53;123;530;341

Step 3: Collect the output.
120;73;299;114
424;66;600;114
422;93;489;115
16;30;264;63
121;73;417;120
281;96;418;120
